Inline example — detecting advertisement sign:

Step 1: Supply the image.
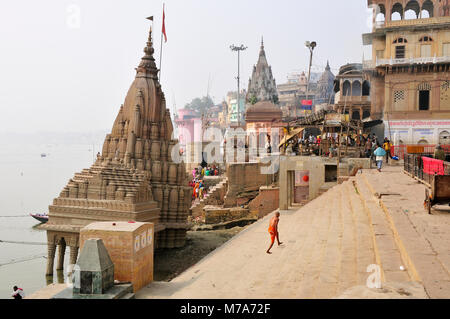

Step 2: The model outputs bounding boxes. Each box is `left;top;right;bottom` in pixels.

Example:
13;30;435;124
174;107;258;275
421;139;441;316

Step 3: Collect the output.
301;99;313;111
325;113;342;125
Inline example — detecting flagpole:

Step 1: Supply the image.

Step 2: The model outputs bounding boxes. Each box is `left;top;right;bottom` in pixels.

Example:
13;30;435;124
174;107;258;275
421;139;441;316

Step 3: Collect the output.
159;3;165;82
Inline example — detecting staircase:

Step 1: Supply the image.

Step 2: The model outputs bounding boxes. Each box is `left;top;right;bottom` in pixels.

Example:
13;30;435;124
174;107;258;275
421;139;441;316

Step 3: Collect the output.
190;177;228;218
140;170;425;299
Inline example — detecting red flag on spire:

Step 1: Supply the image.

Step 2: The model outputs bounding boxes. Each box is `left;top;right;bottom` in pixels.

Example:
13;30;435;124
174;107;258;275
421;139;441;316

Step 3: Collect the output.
162;4;167;43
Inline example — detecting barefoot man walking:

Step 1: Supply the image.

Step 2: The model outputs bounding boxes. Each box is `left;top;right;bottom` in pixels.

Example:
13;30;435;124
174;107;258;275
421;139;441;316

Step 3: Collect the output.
267;212;283;254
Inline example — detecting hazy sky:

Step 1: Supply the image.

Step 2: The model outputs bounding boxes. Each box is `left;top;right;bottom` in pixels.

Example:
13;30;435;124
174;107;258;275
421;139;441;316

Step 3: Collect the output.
0;0;373;134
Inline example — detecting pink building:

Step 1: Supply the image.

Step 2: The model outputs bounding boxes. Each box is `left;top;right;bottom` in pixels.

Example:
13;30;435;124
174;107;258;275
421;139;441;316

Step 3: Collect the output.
174;109;202;146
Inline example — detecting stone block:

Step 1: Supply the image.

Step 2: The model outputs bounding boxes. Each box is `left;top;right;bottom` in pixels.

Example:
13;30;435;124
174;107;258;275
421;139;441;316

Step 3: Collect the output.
80;221;154;292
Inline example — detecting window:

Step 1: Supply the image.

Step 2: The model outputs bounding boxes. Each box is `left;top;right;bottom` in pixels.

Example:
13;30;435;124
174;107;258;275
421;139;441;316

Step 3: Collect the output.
419;36;433;42
394;90;405;103
419;90;430;110
421;44;432;57
393;38;408;44
394;90;406;110
395;45;406;58
443;43;450;56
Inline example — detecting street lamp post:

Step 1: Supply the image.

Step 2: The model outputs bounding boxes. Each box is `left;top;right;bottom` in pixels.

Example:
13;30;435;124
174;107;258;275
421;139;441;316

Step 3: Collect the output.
230;44;247;126
305;41;317;115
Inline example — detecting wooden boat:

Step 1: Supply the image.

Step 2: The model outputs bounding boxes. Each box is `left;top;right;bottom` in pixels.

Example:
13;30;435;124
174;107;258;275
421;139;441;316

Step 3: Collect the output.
30;213;49;223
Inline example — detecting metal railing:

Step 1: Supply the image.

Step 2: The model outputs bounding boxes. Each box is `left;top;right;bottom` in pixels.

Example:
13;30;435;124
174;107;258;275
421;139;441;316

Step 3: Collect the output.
404;153;450;185
391;144;450;160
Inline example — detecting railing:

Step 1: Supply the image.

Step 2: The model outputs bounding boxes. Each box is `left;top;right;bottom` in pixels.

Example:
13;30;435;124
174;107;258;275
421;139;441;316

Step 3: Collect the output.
404;153;450;185
391;144;450;160
375;16;450;29
376;56;450;67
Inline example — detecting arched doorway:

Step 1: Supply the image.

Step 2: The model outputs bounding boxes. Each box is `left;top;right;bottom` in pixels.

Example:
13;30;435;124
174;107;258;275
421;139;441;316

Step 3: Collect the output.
418;139;429;145
439;130;450;145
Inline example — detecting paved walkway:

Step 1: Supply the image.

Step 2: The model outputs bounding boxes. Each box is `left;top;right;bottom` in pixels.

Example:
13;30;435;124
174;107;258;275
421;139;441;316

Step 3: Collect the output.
137;165;443;299
361;166;450;298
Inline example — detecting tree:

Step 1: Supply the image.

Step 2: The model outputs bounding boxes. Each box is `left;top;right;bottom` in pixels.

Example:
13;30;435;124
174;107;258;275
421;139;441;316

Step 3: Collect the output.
272;95;279;105
249;96;258;105
184;96;215;116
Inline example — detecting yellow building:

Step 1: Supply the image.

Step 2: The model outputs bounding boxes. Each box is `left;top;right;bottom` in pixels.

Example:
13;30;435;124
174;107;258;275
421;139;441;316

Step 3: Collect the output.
363;0;450;145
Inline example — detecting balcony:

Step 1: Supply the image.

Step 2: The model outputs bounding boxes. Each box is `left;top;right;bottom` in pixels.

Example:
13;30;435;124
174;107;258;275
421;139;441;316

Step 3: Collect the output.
376;56;450;67
375;16;450;29
337;96;371;104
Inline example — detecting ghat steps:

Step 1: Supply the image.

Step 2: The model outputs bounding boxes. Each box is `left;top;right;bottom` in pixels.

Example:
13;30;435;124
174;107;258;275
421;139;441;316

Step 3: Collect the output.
190;177;228;218
138;170;430;299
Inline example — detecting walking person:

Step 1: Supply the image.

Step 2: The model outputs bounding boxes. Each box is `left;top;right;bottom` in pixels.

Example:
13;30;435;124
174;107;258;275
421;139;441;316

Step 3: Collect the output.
12;286;25;299
374;143;387;172
383;138;392;164
266;212;283;254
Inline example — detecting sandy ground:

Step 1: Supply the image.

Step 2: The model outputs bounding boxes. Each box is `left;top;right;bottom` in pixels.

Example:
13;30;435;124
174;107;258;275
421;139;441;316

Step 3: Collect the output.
153;226;248;281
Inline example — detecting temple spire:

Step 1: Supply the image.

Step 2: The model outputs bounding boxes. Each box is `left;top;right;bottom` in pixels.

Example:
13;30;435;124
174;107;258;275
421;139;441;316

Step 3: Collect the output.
259;36;266;58
136;20;158;77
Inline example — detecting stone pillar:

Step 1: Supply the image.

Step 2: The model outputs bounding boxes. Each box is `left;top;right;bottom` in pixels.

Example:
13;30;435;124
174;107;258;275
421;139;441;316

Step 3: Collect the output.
69;246;79;265
46;243;56;276
56;241;66;271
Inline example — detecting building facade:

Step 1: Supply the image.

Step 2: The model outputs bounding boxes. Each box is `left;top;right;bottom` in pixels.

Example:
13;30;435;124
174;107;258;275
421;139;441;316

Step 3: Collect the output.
334;63;372;121
363;0;450;145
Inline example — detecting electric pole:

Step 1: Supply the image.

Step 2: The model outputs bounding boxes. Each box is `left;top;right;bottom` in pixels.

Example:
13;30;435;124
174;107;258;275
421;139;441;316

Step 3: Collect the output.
230;44;247;126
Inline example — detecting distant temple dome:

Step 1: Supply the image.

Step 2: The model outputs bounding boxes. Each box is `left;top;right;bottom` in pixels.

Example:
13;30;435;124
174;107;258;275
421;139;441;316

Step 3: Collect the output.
315;61;336;105
298;72;308;85
245;100;282;122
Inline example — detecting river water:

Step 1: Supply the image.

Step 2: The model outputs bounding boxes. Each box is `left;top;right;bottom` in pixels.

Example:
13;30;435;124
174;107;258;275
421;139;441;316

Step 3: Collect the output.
0;141;101;298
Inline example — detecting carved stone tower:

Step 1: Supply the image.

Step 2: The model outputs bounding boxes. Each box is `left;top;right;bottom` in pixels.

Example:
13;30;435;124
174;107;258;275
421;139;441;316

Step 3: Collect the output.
246;38;279;104
42;24;192;276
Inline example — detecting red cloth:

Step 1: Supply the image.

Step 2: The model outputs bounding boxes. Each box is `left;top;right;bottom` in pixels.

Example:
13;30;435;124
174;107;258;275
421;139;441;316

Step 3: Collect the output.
162;5;167;42
422;156;444;175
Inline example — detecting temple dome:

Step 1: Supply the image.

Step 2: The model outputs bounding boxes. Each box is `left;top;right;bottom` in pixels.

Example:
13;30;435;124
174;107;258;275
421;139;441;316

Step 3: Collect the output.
245;101;282;122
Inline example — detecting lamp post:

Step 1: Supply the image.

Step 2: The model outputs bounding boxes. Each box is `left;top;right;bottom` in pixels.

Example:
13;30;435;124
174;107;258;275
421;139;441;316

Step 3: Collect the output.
230;44;247;126
305;41;317;115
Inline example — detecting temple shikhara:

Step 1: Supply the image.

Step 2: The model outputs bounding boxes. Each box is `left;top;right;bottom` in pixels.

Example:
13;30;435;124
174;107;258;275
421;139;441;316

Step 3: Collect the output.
246;38;279;104
42;24;192;275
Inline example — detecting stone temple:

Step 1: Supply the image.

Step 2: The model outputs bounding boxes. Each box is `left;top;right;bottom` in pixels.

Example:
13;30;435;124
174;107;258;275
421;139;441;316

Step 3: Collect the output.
246;38;278;104
41;24;192;276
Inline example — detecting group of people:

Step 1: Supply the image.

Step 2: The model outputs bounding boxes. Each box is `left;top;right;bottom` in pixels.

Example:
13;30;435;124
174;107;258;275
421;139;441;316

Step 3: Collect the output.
189;165;221;201
189;178;206;200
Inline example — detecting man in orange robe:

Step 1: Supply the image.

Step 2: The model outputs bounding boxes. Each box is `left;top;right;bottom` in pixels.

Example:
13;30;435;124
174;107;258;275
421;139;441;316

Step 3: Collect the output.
267;212;283;254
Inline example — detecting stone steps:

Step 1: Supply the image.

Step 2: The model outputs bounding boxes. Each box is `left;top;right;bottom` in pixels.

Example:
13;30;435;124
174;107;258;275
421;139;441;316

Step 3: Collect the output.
138;170;423;299
354;174;411;284
190;178;228;218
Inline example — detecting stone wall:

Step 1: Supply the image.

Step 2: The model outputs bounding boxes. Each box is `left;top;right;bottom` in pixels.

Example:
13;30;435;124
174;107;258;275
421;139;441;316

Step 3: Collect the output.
279;156;371;210
224;161;275;207
79;221;154;293
248;186;280;219
204;206;257;224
